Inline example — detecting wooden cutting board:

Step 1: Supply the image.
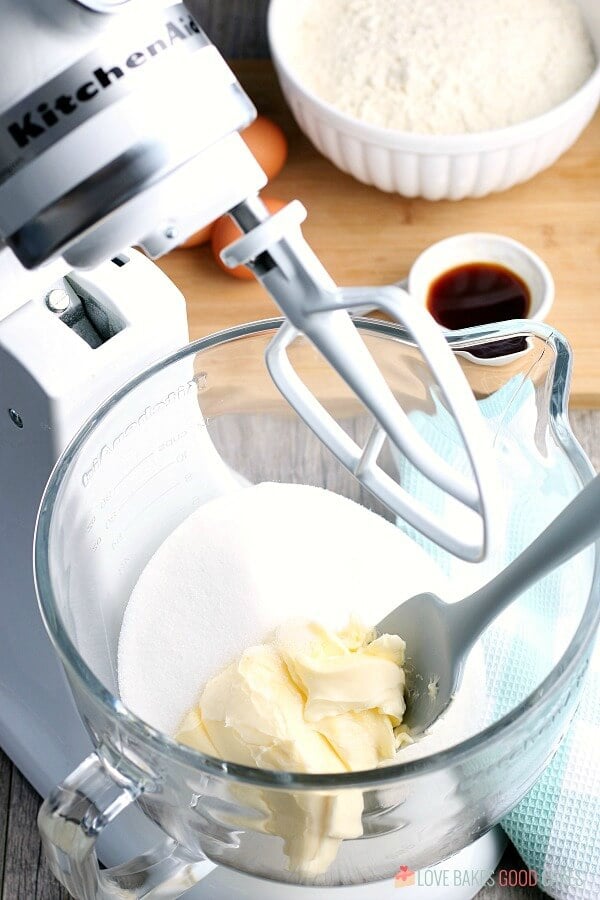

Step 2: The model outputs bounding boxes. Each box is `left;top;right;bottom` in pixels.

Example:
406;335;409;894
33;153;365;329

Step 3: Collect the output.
157;61;600;407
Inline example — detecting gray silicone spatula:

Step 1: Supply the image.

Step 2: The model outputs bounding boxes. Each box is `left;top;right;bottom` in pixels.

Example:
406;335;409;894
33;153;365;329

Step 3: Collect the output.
378;473;600;735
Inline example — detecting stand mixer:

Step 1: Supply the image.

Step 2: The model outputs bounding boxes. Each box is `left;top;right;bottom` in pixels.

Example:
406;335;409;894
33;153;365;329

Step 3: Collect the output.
0;1;507;896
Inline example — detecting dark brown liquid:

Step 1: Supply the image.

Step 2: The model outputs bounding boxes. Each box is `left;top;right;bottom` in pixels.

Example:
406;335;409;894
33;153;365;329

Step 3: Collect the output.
427;262;530;330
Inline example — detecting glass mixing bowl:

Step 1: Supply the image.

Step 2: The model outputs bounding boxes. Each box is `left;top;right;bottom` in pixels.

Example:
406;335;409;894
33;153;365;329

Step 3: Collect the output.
35;319;600;898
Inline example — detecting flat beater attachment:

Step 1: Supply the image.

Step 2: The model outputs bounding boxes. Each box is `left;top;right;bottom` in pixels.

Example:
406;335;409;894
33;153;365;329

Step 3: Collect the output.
221;197;494;562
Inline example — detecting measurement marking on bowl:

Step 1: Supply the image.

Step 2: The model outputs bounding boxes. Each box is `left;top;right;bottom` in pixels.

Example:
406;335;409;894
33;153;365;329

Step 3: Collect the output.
119;482;179;534
113;452;155;491
114;461;178;515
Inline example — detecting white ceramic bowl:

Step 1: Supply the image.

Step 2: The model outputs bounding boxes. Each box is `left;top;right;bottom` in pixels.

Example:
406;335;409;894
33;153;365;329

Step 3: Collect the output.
268;0;600;200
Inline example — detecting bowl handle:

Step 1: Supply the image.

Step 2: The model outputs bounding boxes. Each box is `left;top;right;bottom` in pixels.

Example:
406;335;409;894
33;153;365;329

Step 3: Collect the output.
38;753;214;899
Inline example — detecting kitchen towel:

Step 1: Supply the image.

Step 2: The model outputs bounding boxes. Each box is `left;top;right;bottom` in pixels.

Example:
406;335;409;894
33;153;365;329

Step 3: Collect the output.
397;374;600;900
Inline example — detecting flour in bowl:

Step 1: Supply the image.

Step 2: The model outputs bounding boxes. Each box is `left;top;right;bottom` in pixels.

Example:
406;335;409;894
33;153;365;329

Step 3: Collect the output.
289;0;596;133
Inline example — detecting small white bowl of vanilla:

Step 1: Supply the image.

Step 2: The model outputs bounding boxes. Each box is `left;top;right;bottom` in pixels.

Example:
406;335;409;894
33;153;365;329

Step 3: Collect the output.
268;0;600;200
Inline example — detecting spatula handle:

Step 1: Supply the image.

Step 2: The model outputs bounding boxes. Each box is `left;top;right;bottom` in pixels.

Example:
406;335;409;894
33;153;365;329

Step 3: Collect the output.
456;473;600;643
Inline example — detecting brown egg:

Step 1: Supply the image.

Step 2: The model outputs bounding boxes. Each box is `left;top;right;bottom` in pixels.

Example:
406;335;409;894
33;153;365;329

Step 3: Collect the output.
211;197;288;280
242;116;288;180
179;222;214;249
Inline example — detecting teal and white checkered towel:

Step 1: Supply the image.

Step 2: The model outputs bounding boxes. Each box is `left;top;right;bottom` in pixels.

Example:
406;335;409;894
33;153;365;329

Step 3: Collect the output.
396;375;600;900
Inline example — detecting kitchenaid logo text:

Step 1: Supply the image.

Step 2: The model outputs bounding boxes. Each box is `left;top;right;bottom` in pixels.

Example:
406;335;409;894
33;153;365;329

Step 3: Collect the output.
7;12;203;150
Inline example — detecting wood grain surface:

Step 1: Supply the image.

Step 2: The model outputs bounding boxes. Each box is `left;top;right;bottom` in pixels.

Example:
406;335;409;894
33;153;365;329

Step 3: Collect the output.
157;61;600;406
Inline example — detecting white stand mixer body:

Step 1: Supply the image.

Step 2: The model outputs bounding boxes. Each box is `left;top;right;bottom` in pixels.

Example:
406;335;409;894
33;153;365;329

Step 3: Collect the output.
0;0;262;820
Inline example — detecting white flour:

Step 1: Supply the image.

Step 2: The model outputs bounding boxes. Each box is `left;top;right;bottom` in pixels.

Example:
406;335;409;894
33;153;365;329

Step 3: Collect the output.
118;482;487;758
289;0;596;133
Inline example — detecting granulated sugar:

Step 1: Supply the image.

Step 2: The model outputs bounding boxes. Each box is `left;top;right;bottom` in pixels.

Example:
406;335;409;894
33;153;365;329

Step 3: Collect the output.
290;0;596;133
118;482;453;736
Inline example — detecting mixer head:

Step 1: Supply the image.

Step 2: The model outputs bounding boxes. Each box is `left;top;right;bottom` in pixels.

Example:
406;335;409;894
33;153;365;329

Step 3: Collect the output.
0;0;266;269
